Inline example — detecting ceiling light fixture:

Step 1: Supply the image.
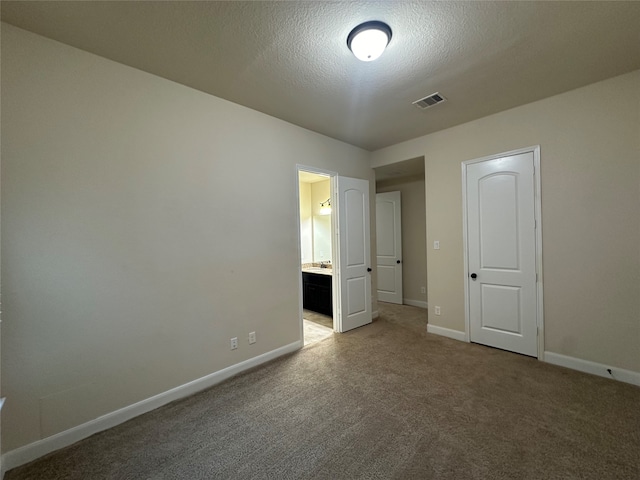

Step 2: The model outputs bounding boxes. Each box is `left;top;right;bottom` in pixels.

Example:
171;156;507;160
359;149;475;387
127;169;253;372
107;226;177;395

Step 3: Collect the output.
347;21;392;62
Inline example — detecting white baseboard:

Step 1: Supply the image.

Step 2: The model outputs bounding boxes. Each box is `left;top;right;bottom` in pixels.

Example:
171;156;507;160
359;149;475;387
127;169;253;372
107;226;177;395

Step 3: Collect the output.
0;398;4;480
544;351;640;387
1;341;302;475
426;324;467;342
403;299;428;309
372;310;379;319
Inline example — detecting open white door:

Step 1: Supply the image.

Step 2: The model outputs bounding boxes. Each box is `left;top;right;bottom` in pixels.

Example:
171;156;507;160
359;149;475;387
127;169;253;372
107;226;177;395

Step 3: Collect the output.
334;176;372;333
376;191;402;304
465;150;539;357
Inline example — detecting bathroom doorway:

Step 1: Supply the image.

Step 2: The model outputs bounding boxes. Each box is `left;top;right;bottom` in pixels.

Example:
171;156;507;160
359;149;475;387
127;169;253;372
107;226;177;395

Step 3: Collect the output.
298;168;334;346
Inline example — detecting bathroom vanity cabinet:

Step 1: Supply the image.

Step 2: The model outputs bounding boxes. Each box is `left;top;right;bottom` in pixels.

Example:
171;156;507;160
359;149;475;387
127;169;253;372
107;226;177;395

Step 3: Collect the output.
302;271;332;317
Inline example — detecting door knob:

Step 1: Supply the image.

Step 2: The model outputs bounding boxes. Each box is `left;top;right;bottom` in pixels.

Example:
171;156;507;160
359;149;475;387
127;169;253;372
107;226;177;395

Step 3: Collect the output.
367;268;372;272
470;273;477;279
396;260;401;264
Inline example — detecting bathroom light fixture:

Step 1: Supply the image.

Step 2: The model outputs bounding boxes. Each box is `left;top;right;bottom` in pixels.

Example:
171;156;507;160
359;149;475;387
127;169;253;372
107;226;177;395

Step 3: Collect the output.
319;198;332;215
347;21;392;62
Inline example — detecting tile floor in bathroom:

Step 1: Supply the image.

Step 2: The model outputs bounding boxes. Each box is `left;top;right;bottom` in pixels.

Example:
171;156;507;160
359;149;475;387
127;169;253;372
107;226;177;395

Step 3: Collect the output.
302;309;333;346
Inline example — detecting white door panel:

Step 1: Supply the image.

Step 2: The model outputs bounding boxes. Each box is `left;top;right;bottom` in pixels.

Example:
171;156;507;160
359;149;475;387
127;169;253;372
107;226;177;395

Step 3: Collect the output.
376;202;395;256
377;265;397;293
345;189;365;266
347;277;366;315
376;191;403;304
479;174;520;269
481;284;522;334
336;176;372;332
466;152;538;357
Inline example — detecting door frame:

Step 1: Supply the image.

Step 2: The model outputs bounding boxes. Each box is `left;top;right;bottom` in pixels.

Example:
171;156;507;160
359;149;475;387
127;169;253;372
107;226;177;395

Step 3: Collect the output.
461;146;545;360
295;164;338;340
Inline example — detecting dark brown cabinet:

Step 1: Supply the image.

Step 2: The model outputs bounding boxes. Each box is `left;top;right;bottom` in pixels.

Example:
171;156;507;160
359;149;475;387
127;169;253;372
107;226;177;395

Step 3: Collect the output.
302;272;332;317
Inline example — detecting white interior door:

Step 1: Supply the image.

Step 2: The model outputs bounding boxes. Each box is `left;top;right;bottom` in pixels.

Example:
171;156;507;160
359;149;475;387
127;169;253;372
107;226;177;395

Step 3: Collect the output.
466;151;538;357
376;191;403;304
335;176;372;332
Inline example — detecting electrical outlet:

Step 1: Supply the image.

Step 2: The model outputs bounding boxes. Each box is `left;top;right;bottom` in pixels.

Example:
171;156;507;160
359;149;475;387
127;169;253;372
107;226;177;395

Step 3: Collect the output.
421;286;426;294
230;337;238;350
249;332;256;344
434;306;441;316
434;240;440;250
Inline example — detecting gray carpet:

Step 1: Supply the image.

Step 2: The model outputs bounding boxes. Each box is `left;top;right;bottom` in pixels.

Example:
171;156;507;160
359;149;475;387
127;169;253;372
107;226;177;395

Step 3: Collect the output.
7;303;640;479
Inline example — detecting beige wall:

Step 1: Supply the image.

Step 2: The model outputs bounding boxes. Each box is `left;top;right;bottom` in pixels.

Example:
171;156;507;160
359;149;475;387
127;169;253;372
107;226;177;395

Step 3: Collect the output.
310;180;332;262
372;70;640;373
310;180;330;217
0;24;375;452
376;175;427;306
299;181;313;264
299;179;332;264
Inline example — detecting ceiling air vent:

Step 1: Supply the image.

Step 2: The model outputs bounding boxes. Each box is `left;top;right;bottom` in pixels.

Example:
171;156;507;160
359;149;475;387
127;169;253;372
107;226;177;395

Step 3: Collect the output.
413;92;446;110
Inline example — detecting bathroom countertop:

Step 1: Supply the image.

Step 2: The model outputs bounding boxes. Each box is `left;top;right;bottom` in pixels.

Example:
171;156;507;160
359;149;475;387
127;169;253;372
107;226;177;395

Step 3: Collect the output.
301;267;333;276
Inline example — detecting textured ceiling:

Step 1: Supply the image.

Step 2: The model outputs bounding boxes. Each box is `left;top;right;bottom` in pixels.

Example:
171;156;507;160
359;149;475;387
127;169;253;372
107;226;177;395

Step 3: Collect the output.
2;1;640;151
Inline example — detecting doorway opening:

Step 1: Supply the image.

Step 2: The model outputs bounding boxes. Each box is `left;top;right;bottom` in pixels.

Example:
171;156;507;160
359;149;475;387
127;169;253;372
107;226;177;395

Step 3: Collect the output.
297;166;373;342
374;157;428;329
298;168;335;346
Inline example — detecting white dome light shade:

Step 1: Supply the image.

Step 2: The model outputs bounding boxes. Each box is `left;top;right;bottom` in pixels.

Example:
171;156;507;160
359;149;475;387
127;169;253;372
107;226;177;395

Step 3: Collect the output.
347;21;392;62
